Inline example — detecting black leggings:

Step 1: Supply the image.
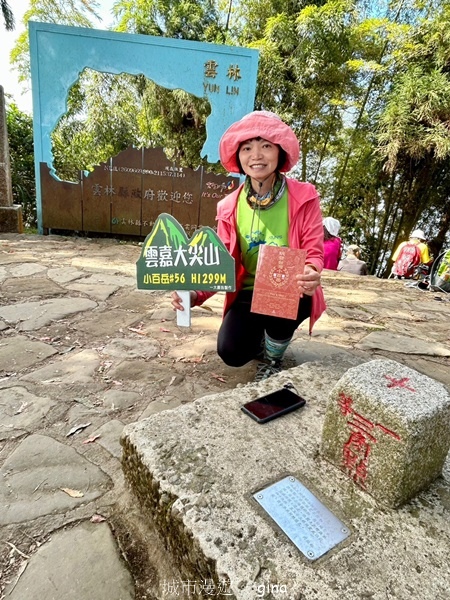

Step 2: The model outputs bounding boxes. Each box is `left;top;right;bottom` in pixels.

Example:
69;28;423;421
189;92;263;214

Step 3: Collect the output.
217;290;312;367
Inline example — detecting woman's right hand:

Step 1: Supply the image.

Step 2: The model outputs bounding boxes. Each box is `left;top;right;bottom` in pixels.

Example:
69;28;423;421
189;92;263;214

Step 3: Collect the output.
170;291;198;311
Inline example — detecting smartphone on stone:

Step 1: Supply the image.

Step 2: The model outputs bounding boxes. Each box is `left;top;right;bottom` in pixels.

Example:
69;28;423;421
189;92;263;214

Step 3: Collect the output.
241;387;306;424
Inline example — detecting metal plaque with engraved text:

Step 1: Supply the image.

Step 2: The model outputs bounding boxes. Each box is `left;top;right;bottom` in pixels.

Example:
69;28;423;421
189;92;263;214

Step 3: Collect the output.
253;476;350;560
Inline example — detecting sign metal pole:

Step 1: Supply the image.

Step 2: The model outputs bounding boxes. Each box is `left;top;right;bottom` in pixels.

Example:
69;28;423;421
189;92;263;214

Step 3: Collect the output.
176;290;191;327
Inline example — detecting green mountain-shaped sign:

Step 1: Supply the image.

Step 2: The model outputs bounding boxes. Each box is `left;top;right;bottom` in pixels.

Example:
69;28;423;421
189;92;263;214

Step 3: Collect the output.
136;213;236;291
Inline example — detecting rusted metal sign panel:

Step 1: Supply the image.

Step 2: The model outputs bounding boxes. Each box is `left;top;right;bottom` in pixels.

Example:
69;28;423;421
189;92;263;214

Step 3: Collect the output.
141;147;200;237
40;164;82;231
41;147;239;236
82;159;112;233
199;174;237;229
111;146;143;236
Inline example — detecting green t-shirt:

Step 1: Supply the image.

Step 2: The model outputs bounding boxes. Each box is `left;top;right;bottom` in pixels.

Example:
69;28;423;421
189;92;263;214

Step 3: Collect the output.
237;186;289;289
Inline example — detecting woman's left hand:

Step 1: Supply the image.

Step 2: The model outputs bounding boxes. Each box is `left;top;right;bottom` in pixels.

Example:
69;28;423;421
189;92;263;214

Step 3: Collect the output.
296;265;321;296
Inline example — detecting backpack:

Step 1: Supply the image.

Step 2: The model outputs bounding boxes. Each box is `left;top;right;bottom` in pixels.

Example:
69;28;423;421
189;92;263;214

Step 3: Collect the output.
430;248;450;292
394;243;422;278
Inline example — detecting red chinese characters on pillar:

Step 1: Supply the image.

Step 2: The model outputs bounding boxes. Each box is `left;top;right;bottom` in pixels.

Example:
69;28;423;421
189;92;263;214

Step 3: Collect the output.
338;393;401;489
384;375;416;392
343;430;371;486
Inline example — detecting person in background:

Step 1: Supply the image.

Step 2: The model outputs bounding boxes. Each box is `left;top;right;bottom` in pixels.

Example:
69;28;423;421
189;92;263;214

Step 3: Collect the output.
323;216;342;270
338;244;368;275
171;110;326;381
392;229;432;266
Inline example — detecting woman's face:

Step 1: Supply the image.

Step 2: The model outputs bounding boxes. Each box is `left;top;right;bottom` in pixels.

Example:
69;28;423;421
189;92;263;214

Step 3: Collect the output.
238;138;280;181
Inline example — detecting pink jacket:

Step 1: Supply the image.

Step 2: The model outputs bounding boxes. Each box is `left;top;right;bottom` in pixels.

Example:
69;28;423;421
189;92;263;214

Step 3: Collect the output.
323;237;342;270
195;178;326;332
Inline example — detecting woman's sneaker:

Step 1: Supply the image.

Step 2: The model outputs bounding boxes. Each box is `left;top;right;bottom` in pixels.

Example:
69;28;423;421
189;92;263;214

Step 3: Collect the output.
254;359;282;382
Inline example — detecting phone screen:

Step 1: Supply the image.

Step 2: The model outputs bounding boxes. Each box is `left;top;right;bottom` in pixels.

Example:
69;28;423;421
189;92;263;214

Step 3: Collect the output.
241;388;306;424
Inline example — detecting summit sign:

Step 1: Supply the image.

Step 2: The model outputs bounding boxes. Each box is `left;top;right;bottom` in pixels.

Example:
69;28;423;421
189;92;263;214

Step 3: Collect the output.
136;213;236;292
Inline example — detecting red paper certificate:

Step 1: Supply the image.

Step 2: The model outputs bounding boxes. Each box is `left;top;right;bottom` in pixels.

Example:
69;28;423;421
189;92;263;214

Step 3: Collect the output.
251;246;307;320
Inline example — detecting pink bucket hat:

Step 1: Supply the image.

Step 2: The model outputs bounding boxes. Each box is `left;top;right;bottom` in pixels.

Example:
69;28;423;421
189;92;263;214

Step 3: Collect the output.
219;110;300;173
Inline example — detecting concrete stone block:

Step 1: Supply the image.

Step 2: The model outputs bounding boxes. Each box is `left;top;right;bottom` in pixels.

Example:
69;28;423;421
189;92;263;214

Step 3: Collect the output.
321;358;450;507
120;361;450;599
0;205;23;233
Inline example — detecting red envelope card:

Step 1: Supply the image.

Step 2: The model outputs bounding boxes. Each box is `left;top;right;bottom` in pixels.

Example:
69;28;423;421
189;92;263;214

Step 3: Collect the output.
251;246;307;320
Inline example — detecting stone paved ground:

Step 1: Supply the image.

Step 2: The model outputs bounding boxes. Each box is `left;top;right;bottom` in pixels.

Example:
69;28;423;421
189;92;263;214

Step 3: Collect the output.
0;233;449;600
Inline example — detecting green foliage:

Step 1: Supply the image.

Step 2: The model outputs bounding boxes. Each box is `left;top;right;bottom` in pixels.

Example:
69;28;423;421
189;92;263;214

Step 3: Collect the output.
52;70;141;180
51;69;215;180
136;85;213;168
378;67;450;170
113;0;223;42
6;102;36;228
371;3;450;271
10;0;100;81
247;0;365;188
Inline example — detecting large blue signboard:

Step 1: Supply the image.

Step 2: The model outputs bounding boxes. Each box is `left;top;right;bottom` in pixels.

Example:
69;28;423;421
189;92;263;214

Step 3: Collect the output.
28;22;259;234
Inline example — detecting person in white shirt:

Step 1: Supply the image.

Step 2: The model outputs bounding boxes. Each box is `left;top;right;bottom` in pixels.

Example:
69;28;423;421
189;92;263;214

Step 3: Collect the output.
338;245;368;275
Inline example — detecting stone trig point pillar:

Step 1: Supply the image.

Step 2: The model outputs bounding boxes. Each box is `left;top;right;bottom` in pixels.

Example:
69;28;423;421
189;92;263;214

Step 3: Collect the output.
321;359;450;507
0;85;23;233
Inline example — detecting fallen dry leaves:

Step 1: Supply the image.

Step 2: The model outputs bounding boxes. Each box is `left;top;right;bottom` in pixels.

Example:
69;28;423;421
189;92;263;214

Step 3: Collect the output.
60;487;84;498
211;373;227;383
90;514;107;523
128;321;146;335
176;352;206;364
82;434;101;444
